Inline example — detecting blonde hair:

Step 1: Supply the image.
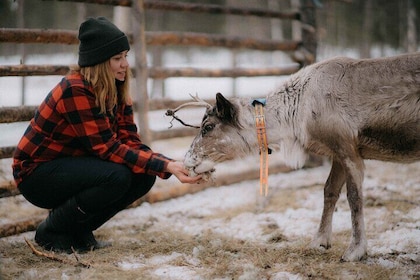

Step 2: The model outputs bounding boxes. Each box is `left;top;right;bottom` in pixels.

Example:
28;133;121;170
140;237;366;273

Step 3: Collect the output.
71;61;131;114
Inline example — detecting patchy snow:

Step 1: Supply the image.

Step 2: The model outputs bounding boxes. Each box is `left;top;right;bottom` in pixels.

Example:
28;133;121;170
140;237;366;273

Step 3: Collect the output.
97;160;419;277
1;150;418;278
1;51;419;278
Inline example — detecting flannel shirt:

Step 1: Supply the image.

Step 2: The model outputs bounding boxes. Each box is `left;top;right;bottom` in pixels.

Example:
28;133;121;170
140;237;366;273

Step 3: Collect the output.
12;73;172;186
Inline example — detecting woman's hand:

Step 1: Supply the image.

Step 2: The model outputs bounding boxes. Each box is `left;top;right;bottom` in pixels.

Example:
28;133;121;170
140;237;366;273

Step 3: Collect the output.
166;161;202;184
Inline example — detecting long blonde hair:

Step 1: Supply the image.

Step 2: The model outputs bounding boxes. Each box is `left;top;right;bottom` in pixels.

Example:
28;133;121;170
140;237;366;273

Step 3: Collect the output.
71;61;131;115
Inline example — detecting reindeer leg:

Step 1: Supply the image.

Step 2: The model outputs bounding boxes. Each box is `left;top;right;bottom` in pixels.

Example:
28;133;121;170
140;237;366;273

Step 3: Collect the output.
341;156;367;262
311;159;346;250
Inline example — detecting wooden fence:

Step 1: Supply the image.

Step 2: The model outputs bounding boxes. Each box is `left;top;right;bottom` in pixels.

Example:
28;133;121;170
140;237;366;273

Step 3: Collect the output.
0;0;317;237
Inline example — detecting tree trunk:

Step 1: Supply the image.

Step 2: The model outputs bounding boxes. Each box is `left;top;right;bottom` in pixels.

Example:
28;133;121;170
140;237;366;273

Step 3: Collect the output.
406;0;417;53
360;0;373;58
132;0;152;144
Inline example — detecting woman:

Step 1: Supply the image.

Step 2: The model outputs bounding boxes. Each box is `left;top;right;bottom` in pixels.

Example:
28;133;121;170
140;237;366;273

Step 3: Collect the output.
12;17;201;253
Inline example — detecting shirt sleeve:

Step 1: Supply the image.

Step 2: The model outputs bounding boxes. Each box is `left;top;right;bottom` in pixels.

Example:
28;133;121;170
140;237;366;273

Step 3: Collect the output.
57;86;173;179
115;102;144;149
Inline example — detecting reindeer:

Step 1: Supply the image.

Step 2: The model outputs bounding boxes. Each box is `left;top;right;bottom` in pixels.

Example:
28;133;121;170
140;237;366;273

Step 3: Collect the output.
169;53;420;262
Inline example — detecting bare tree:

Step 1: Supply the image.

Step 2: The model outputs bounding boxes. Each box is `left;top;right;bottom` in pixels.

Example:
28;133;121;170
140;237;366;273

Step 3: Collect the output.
406;0;417;52
359;0;372;58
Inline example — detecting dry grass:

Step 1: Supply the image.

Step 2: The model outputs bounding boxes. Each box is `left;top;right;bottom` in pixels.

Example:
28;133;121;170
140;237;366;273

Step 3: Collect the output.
1;161;419;279
0;226;410;280
2;195;418;280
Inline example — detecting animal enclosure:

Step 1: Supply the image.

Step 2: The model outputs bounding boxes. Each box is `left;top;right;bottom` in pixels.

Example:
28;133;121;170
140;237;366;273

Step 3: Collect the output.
0;0;317;237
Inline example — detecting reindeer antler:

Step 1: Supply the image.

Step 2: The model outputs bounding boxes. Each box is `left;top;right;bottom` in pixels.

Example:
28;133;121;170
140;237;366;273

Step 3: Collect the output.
167;94;212;114
165;94;213;129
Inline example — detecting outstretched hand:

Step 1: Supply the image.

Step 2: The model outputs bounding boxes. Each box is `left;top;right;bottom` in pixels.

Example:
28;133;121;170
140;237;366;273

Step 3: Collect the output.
166;161;202;184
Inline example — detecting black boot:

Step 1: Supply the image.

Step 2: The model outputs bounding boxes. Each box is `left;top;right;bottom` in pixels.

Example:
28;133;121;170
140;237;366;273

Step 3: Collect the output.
35;220;76;253
72;207;124;251
77;231;112;251
35;197;105;253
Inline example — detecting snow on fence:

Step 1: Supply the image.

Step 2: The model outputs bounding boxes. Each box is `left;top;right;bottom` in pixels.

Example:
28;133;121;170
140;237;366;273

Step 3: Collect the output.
0;0;317;237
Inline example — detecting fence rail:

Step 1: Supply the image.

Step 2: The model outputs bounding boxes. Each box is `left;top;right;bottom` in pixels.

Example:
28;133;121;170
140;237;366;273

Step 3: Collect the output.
0;64;301;78
1;29;300;51
46;0;301;19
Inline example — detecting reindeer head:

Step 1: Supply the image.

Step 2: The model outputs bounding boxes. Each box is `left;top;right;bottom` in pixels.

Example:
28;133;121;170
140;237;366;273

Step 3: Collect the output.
183;93;258;177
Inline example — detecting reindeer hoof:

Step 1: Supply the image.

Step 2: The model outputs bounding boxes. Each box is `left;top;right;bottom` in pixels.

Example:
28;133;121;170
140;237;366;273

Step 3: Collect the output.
340;253;366;262
340;246;367;262
310;236;331;251
310;243;330;251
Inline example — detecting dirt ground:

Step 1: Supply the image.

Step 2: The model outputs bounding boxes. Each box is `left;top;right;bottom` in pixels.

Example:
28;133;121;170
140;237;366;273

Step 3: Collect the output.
0;159;419;280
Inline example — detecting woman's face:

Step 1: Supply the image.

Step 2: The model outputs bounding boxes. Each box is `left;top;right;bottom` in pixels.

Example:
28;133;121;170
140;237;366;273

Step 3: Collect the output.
109;50;129;81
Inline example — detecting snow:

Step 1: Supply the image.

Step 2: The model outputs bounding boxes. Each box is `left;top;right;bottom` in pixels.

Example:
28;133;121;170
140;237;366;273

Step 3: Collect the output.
1;50;419;278
100;160;419;276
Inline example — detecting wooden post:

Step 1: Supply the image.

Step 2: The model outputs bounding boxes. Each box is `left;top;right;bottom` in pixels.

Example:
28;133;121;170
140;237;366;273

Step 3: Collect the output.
18;0;27;105
131;0;151;145
299;0;317;64
149;10;164;98
360;0;373;58
406;0;417;53
113;5;131;33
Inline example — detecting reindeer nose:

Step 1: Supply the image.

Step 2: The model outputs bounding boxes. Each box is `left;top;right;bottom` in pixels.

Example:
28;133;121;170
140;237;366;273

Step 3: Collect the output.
183;152;198;168
193;159;215;174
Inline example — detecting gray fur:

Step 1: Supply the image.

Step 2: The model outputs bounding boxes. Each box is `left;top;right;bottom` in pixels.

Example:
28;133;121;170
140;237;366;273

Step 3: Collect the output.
184;53;420;261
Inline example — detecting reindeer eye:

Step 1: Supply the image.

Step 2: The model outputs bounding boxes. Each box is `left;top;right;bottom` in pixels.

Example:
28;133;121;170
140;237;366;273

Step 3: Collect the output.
202;124;214;135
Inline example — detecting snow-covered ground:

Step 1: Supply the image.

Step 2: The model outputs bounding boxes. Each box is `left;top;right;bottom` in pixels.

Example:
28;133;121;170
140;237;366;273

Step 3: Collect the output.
110;160;420;275
1;159;419;279
1;48;418;279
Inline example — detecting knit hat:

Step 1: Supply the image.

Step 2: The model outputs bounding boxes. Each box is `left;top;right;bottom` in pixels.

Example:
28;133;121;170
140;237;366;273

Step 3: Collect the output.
78;17;130;67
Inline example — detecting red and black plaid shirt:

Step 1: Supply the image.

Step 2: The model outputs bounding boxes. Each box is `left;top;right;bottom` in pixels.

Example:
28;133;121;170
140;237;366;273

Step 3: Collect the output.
12;73;172;186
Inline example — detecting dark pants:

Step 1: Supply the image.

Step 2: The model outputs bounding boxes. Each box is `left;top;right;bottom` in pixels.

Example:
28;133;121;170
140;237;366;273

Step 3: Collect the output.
19;157;156;230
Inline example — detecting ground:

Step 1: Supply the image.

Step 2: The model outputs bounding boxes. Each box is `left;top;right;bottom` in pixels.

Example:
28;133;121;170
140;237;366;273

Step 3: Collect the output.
0;157;419;280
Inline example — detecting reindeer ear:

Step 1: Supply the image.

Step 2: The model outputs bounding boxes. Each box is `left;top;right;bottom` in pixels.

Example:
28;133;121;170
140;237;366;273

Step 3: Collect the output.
215;92;238;125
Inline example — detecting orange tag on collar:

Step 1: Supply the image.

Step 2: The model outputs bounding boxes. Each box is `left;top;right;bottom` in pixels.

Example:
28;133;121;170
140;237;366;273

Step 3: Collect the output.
254;103;269;196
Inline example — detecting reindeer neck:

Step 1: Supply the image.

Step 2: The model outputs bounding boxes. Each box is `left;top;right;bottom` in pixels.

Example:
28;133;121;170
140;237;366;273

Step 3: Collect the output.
261;76;306;147
268;74;305;122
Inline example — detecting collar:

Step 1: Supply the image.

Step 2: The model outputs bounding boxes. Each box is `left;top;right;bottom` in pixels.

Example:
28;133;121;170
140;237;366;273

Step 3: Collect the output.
252;99;270;196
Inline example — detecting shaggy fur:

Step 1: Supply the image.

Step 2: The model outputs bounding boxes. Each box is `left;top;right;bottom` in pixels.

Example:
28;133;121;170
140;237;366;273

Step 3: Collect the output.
184;52;420;261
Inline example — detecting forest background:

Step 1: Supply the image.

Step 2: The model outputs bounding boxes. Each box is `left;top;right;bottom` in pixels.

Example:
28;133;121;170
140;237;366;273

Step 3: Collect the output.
1;0;419;72
1;0;419;105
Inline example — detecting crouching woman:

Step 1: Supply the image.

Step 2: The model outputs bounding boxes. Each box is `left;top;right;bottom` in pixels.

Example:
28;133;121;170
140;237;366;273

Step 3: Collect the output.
12;17;201;253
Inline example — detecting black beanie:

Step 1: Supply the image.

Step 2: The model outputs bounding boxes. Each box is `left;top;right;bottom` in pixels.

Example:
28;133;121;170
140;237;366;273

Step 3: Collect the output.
78;17;130;67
